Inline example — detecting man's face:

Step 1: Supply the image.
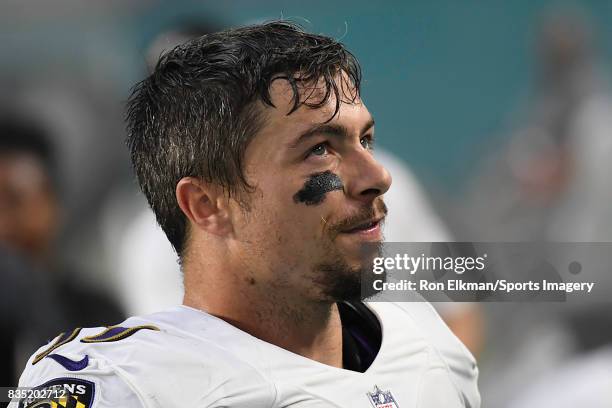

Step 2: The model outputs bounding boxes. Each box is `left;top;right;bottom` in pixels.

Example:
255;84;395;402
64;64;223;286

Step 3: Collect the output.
0;153;58;261
229;78;391;302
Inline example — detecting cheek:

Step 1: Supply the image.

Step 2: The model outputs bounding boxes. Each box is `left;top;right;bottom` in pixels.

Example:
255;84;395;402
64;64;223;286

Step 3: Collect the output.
247;183;322;248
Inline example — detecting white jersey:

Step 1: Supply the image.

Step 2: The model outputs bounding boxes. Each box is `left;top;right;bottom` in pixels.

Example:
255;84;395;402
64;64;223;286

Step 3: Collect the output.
12;302;480;408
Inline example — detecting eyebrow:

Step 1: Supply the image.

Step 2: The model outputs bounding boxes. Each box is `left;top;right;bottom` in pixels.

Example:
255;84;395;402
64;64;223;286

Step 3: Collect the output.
289;117;375;148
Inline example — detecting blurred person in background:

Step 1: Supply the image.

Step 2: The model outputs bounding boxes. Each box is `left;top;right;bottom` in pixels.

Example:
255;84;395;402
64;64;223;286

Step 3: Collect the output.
0;116;66;394
461;7;612;407
0;114;124;389
0;117;60;266
463;7;612;243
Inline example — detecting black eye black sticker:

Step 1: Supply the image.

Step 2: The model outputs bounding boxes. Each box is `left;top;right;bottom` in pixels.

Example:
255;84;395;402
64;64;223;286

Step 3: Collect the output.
293;171;344;206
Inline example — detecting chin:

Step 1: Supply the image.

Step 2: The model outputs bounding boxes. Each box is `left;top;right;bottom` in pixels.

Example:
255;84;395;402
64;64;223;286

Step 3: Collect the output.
312;240;382;301
310;261;362;302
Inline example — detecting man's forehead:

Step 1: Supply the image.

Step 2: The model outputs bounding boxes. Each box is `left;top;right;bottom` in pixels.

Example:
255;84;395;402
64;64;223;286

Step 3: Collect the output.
264;76;366;130
268;75;360;108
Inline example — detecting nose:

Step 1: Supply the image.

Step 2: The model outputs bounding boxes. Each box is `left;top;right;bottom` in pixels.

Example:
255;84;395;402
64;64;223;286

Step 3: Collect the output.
343;150;392;205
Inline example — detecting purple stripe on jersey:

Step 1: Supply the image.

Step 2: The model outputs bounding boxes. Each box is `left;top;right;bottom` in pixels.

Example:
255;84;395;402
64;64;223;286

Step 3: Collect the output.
95;326;129;340
47;353;89;371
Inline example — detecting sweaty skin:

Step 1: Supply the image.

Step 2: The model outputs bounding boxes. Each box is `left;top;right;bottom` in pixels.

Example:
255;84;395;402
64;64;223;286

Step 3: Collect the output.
293;171;344;206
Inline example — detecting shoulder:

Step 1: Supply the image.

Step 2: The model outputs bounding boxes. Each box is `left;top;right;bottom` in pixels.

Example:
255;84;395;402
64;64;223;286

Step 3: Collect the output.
15;310;276;407
13;324;150;408
369;301;481;407
384;301;478;366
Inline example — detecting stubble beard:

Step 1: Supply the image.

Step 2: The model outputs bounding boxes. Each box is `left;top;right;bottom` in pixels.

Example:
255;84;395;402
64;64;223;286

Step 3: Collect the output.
312;199;387;302
311;239;384;302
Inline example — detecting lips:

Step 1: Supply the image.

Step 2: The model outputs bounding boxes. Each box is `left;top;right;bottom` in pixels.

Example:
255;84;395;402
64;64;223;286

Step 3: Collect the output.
341;217;383;234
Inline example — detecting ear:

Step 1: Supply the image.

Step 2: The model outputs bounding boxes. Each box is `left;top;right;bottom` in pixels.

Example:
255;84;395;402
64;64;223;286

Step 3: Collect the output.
176;177;233;236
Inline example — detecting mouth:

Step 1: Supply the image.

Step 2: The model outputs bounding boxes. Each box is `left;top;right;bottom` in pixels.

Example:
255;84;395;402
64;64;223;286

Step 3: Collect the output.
340;217;384;237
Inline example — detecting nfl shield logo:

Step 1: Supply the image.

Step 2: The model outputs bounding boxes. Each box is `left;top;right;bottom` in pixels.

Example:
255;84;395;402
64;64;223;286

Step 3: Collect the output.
366;385;399;408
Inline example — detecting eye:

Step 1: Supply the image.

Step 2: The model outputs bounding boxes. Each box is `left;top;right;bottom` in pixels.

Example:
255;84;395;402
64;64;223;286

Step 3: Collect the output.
309;143;328;157
360;135;374;150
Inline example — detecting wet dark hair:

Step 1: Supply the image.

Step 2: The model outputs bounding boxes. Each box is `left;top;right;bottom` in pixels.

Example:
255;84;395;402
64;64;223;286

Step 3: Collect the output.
126;21;362;256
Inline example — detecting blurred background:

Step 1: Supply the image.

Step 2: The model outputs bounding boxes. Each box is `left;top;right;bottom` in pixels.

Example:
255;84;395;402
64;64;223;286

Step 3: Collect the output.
2;0;612;406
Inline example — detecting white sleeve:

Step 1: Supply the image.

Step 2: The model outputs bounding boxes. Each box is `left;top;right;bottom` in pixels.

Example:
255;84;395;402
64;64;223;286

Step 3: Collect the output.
9;349;147;408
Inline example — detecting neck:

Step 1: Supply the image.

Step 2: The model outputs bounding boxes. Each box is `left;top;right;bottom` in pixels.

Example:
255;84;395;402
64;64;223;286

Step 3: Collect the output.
183;258;344;368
